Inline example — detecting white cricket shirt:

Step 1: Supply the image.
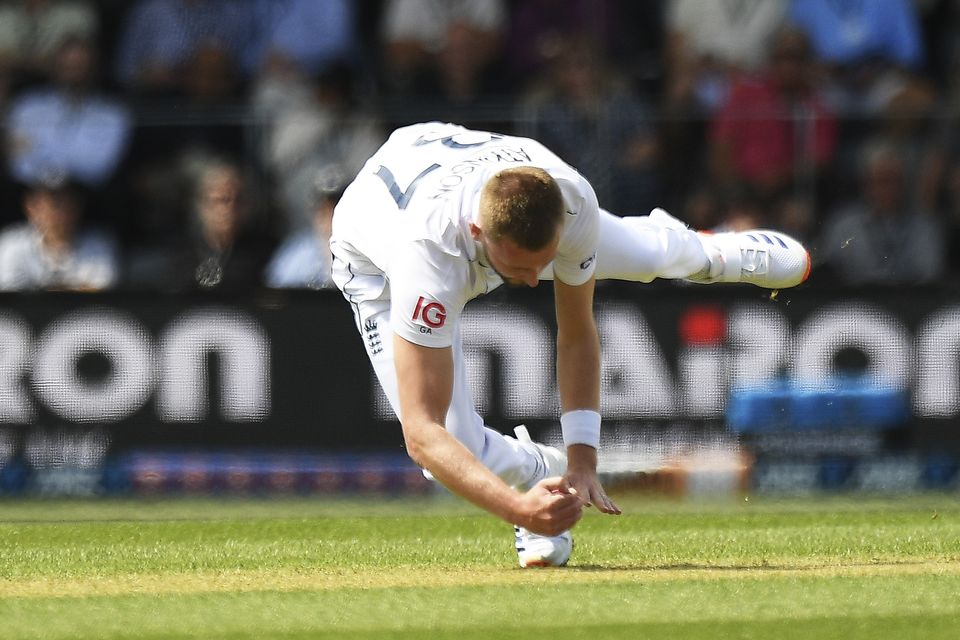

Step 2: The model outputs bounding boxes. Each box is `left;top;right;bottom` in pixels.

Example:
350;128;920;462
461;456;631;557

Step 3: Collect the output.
331;122;599;348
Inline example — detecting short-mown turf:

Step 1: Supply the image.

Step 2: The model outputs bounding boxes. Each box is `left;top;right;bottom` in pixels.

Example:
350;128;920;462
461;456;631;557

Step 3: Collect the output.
1;495;958;639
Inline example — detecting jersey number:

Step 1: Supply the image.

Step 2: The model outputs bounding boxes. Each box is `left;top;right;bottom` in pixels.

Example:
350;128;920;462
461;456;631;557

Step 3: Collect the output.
375;163;439;210
375;132;501;210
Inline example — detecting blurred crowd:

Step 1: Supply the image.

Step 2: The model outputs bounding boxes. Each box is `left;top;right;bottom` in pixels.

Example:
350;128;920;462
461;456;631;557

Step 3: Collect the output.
0;0;959;293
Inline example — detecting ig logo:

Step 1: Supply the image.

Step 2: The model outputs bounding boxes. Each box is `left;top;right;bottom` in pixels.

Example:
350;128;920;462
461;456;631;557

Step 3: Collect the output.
412;296;446;332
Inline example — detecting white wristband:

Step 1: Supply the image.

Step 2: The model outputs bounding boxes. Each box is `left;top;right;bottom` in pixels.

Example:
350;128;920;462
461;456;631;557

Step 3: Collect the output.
561;409;601;449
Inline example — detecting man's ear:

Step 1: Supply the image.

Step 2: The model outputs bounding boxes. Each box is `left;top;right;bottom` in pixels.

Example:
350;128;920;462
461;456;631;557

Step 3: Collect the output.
469;222;482;240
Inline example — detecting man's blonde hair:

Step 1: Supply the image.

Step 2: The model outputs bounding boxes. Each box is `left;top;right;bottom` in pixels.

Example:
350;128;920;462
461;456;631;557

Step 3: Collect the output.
478;167;564;250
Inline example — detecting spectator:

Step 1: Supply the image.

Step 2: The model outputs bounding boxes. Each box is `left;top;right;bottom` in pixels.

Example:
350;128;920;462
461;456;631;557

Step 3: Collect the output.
0;173;118;291
817;138;944;285
665;0;789;112
521;37;659;215
379;0;506;99
252;61;382;232
5;36;131;188
114;0;254;98
264;164;343;289
0;0;98;82
125;156;274;292
120;52;249;249
787;0;935;116
249;0;355;77
709;28;837;201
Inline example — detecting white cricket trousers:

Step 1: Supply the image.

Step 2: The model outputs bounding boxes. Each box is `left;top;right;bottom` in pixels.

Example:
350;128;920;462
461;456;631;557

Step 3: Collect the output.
336;209;709;489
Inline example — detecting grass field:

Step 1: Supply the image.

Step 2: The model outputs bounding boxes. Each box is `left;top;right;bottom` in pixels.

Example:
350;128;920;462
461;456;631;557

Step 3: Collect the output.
1;494;958;639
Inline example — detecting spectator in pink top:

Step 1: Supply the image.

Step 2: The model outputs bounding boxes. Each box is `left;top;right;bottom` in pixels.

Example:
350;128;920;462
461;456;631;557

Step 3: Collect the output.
709;28;837;200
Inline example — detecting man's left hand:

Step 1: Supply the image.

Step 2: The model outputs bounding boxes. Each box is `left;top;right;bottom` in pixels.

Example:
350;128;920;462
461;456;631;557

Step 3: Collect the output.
565;444;622;515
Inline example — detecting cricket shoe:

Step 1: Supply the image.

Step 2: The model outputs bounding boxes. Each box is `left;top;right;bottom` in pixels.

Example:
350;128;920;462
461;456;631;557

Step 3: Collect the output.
691;229;811;289
514;525;573;568
512;425;573;568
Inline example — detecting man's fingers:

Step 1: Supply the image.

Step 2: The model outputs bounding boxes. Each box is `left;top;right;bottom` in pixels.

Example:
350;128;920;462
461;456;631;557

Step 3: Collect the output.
570;480;621;515
538;475;573;494
570;482;592;507
549;498;583;530
531;475;618;533
591;488;621;515
523;492;582;536
545;490;581;514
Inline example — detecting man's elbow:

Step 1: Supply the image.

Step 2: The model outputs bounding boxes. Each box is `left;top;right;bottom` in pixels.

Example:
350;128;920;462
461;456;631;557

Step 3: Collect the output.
400;420;432;468
403;438;429;469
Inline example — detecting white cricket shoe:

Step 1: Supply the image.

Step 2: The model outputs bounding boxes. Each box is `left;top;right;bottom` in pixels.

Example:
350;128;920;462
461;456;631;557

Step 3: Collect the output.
512;425;573;568
514;525;574;568
691;229;811;289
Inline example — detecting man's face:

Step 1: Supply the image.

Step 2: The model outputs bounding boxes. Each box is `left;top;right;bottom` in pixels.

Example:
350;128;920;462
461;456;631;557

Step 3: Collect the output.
472;224;559;287
25;189;80;242
198;169;245;237
56;40;95;92
770;33;810;93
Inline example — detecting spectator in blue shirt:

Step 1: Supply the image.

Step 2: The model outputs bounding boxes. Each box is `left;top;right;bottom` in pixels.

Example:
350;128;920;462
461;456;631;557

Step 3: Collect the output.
5;36;130;188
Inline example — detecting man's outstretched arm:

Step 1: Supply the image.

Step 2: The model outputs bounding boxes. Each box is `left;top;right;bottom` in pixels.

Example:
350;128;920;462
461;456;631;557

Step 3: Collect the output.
554;275;621;515
393;334;583;536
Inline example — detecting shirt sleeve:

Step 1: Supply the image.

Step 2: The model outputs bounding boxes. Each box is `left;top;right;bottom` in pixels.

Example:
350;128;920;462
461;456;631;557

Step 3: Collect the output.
388;239;467;348
551;173;600;286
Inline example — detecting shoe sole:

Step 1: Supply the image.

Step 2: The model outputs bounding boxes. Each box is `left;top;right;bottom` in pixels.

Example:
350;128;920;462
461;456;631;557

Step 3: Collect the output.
520;559;552;568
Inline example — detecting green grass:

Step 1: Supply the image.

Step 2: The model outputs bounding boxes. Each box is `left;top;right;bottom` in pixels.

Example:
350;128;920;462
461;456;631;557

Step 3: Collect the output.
1;495;958;639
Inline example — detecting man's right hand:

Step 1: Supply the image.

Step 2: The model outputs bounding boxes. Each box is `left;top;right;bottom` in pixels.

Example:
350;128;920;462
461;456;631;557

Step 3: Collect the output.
513;477;584;536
